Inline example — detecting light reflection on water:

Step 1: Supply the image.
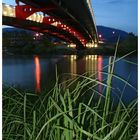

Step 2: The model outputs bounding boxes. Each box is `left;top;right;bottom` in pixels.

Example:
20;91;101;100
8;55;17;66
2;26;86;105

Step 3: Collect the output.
97;56;103;93
3;55;137;103
34;56;41;93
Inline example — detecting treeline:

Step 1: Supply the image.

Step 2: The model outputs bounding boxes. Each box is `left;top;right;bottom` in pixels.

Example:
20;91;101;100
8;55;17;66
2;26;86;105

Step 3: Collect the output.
2;30;67;55
3;30;138;55
118;33;137;53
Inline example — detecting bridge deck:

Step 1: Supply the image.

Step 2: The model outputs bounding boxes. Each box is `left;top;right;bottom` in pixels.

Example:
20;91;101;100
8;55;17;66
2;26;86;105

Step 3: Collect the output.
20;0;98;43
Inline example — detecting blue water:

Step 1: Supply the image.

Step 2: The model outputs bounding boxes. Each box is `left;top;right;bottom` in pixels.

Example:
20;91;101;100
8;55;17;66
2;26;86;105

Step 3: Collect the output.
3;55;137;104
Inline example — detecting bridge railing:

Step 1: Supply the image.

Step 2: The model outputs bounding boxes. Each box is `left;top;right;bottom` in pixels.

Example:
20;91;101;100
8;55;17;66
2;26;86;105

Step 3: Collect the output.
3;3;15;18
3;3;94;47
2;3;44;23
26;13;44;23
85;0;98;42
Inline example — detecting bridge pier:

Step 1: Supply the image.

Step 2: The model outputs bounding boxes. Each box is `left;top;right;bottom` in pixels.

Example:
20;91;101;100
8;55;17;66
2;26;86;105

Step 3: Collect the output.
76;45;85;50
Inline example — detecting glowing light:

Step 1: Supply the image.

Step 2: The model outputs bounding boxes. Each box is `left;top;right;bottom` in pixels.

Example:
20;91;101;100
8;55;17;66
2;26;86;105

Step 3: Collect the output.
68;44;76;48
86;43;96;48
3;11;7;15
32;13;36;21
99;34;102;38
51;22;58;26
34;56;41;93
71;55;77;61
36;14;40;22
35;33;39;37
70;55;77;78
112;31;115;34
94;44;98;47
98;56;103;93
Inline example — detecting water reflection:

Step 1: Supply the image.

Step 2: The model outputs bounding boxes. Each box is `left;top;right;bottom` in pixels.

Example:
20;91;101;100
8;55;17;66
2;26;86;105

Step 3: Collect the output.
61;55;103;93
67;55;102;80
69;55;77;77
97;56;103;92
85;55;97;75
34;56;41;92
3;55;137;103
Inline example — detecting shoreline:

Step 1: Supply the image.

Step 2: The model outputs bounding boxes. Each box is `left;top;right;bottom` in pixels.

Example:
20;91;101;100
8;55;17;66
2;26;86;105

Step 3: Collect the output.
3;48;137;57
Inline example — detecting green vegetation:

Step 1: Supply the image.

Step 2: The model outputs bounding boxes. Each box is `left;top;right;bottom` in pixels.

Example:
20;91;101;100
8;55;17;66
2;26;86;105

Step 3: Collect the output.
100;33;137;55
118;33;138;54
3;30;137;56
3;50;137;140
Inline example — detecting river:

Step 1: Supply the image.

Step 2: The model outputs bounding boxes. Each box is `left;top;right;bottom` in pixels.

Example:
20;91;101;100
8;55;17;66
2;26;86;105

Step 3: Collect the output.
3;54;137;104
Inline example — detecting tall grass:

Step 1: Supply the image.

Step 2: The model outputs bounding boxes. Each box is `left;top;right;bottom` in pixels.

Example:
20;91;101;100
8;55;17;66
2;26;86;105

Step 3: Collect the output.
3;52;137;140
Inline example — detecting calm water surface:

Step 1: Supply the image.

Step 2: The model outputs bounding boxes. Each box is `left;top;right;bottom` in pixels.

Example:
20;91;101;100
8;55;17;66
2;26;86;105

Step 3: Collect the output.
3;55;137;104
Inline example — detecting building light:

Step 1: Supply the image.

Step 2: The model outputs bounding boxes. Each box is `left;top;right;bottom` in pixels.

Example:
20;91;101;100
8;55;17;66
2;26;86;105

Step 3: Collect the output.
99;34;102;38
94;44;98;47
35;33;39;37
69;44;76;48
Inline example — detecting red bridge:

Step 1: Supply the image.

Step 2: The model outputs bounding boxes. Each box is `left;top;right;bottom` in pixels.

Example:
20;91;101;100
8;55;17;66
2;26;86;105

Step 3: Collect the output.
2;0;98;48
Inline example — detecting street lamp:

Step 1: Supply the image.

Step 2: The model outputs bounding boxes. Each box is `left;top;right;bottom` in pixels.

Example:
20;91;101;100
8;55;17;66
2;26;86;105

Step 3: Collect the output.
35;33;39;37
99;34;102;38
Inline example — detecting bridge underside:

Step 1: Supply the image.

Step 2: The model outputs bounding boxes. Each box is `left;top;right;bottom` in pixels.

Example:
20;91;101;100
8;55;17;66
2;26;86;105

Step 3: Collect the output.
19;0;98;44
3;16;85;48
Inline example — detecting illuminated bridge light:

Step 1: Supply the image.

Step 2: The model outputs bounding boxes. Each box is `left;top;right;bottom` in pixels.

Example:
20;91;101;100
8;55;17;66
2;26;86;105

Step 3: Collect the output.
3;4;15;17
68;44;76;48
36;14;40;22
32;13;37;21
35;13;44;23
51;21;58;26
10;13;14;16
86;43;93;48
26;13;44;23
94;43;98;47
40;14;44;23
3;11;7;16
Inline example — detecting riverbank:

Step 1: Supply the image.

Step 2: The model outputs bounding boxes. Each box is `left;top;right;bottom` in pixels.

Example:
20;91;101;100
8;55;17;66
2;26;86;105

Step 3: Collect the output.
3;73;137;139
3;49;137;139
3;44;137;57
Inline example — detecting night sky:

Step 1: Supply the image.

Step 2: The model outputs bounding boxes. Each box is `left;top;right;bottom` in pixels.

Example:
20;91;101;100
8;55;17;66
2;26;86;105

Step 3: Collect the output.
91;0;138;34
3;0;138;34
